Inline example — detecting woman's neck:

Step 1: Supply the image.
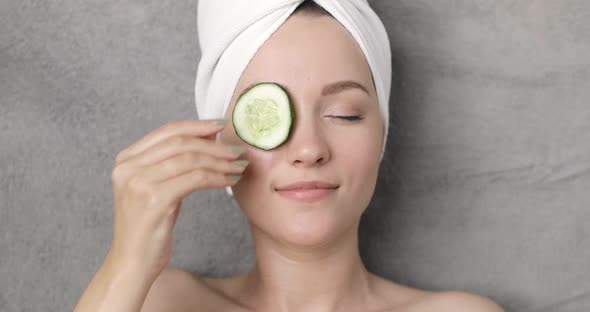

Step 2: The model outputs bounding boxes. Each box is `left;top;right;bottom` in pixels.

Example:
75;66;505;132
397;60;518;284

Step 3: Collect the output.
238;219;376;312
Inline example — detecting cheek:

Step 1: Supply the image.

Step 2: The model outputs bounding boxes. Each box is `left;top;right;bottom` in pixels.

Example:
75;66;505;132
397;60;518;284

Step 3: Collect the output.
334;125;382;188
232;148;274;201
245;149;274;178
337;124;381;157
218;123;240;145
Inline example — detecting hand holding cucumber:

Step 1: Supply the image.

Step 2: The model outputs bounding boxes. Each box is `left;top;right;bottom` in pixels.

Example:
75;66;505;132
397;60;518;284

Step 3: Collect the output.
102;83;292;279
106;80;295;277
75;84;292;312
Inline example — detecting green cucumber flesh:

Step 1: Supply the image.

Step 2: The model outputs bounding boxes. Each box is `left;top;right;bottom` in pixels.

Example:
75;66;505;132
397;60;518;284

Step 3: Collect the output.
232;82;294;150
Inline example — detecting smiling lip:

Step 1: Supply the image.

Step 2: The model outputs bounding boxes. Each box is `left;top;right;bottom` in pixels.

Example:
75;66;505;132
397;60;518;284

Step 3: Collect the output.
275;180;339;191
275;181;339;202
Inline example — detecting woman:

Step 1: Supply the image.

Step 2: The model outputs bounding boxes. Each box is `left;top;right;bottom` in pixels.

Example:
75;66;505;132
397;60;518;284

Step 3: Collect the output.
75;1;505;311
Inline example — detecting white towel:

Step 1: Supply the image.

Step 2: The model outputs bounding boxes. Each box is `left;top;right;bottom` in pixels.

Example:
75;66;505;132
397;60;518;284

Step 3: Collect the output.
194;0;392;196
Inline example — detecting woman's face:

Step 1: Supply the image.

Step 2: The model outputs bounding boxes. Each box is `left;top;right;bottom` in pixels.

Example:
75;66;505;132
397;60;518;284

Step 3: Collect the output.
219;13;384;246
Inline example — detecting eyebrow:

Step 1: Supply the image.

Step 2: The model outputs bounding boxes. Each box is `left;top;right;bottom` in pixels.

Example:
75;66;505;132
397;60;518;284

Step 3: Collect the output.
237;80;370;100
321;80;370;96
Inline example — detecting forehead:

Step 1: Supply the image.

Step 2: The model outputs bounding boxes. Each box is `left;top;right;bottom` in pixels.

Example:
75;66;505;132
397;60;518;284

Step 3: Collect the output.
236;14;374;97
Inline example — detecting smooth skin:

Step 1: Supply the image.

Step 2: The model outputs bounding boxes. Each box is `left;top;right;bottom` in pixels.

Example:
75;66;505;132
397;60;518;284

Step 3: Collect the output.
74;10;505;312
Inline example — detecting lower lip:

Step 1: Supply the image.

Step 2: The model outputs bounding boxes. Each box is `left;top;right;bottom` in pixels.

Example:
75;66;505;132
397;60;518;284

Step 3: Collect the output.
276;188;338;202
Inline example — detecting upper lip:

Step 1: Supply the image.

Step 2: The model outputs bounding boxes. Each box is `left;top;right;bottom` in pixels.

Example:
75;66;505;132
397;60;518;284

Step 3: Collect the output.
275;180;339;191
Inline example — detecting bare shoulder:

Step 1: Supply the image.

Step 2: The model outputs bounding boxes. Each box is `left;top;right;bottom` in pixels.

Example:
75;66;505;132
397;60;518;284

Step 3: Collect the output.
141;267;223;312
408;291;505;312
369;275;504;312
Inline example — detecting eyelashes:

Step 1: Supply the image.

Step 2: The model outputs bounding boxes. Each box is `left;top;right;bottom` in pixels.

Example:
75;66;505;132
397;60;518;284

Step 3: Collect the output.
326;115;364;121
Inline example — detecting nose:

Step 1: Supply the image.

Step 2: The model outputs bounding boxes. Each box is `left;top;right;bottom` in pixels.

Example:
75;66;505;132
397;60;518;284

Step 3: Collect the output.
285;116;330;168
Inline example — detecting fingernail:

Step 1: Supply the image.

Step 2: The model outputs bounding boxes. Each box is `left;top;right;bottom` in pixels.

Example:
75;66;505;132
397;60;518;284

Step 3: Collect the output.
232;160;249;167
228;174;242;181
214;119;228;125
229;145;246;155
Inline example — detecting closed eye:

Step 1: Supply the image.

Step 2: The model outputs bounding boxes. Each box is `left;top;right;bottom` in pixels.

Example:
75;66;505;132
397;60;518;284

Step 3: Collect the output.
326;115;364;121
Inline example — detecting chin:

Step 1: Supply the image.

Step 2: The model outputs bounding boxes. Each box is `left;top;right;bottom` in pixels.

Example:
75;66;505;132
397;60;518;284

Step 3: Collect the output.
274;208;351;247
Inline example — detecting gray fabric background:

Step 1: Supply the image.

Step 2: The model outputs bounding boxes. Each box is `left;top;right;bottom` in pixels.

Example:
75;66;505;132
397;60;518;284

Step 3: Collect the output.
1;1;589;311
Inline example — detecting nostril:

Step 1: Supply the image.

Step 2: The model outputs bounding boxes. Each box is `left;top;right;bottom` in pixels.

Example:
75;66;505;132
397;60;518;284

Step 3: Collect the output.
287;142;330;166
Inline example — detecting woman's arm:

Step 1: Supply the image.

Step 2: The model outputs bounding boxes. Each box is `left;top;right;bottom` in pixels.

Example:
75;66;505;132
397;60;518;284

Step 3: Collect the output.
74;119;245;311
74;253;156;312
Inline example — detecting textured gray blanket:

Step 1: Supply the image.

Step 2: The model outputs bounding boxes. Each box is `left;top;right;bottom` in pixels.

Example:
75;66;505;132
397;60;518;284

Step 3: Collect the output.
1;1;588;311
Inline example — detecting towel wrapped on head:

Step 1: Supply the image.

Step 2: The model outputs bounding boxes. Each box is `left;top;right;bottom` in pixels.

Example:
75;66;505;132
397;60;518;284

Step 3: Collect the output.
194;0;392;196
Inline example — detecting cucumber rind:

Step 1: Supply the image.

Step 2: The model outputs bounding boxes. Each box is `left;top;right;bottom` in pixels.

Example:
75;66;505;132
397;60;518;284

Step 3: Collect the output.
232;82;294;150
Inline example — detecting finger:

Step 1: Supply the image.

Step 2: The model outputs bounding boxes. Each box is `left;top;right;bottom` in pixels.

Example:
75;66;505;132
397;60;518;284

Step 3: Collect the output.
127;135;245;169
116;119;227;164
158;169;240;203
202;131;220;141
139;152;248;184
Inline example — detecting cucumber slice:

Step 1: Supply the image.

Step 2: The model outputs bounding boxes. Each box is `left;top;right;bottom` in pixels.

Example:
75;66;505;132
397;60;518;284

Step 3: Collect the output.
232;82;294;150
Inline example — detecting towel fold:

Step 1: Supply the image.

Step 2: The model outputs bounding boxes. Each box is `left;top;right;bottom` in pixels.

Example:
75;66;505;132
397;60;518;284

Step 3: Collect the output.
194;0;392;196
